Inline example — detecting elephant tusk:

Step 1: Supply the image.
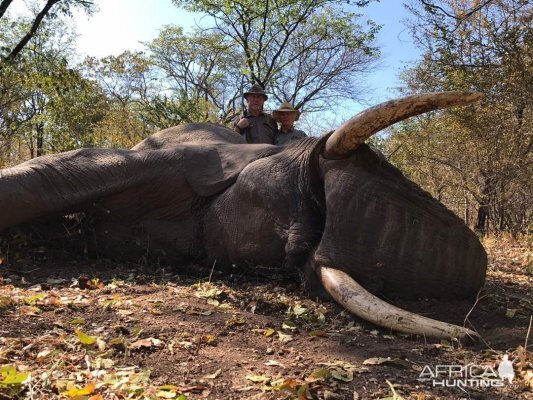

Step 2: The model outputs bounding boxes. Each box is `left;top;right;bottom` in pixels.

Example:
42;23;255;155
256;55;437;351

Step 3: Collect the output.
324;91;482;159
319;266;480;340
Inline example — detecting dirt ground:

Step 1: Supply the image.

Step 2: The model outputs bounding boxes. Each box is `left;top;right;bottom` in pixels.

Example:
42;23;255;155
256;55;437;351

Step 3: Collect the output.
0;234;531;399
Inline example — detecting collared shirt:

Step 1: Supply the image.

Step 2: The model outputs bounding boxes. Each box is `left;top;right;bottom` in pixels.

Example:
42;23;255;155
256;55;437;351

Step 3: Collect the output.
274;127;307;145
233;112;277;144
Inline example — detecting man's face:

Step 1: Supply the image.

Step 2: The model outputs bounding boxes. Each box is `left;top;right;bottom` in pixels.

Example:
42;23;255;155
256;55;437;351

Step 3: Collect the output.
278;112;297;127
246;93;265;112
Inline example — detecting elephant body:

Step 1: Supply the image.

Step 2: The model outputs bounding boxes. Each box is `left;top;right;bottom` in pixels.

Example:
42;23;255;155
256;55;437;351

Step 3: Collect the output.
0;93;488;339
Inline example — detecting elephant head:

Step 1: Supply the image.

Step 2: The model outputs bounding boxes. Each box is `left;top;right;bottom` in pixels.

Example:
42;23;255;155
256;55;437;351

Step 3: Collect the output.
0;92;486;340
313;93;486;339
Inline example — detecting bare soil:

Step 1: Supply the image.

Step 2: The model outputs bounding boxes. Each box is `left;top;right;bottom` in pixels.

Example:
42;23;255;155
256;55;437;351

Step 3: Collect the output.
0;234;531;399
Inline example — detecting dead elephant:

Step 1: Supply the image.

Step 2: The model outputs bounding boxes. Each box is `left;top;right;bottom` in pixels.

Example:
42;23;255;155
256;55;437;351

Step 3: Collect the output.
0;92;487;340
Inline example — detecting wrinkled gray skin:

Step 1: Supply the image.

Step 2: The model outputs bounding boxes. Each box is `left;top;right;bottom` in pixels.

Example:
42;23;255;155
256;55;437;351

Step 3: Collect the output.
0;122;486;301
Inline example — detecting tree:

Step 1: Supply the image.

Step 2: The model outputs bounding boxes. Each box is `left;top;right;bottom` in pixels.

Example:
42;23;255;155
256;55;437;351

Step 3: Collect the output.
387;0;531;234
0;0;95;64
0;1;103;165
81;51;205;141
78;52;152;147
171;0;380;114
149;26;242;122
0;16;107;165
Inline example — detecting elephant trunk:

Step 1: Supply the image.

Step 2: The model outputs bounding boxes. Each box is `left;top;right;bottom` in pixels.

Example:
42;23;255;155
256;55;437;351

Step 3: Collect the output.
319;266;479;340
324;91;482;159
0;148;147;232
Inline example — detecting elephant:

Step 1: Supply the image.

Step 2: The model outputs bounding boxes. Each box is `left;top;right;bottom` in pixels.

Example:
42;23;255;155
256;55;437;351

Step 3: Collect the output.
0;92;487;340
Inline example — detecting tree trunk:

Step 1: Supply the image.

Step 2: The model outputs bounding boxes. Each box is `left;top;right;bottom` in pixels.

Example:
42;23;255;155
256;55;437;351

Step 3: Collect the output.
475;174;496;234
205;89;209;120
36;123;44;157
464;196;470;226
475;204;489;234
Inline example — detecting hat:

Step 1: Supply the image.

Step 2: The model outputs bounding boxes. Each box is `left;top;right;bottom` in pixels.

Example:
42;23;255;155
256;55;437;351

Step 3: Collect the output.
272;101;301;121
243;84;268;101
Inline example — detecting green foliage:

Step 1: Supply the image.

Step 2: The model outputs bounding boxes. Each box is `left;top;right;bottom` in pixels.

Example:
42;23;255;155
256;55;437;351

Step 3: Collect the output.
81;50;210;140
388;0;532;234
83;51;154;108
170;0;380;113
82;107;145;149
148;26;241;122
0;365;29;398
1;0;382;162
0;0;96;63
0;12;210;163
0;16;109;166
140;94;207;128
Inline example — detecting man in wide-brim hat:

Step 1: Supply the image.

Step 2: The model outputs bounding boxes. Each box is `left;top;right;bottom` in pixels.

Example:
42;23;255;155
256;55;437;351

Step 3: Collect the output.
233;84;277;144
272;101;307;146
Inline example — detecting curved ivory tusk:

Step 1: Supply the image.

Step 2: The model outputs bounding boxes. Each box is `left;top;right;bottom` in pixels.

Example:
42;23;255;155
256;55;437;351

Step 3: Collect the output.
324;91;482;159
319;266;480;340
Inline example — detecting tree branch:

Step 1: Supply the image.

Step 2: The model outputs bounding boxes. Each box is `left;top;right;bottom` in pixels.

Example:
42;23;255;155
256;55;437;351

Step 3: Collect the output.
0;0;14;19
3;0;61;64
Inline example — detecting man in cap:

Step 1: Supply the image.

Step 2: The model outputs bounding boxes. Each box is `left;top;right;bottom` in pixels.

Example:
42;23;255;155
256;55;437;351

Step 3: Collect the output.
233;84;277;144
273;102;307;145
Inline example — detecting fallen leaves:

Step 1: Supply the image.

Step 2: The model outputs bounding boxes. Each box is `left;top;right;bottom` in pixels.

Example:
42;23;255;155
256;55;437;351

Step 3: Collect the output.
379;380;406;400
184;308;212;316
286;302;327;324
0;235;531;400
264;328;276;337
246;374;270;383
193;283;223;300
363;357;411;368
22;292;46;305
203;368;221;379
0;365;29;385
277;331;293;343
69;317;86;325
0;296;14;309
309;329;328;337
522;370;533;387
318;361;358;383
130;337;164;350
0;279;175;398
225;314;246;327
63;381;96;397
75;328;97;345
0;365;29;398
308;367;331;381
36;348;53;362
275;379;311;399
156;385;189;399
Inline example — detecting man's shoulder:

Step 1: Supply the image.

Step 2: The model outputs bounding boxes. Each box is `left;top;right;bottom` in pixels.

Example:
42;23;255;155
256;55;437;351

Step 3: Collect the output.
260;112;276;120
293;128;307;138
258;112;277;128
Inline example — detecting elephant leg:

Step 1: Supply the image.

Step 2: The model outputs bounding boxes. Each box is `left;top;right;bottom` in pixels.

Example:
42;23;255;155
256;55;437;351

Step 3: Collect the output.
282;219;326;297
300;256;330;301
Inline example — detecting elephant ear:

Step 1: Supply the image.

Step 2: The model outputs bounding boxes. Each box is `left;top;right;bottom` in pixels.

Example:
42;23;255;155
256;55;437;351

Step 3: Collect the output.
184;143;278;196
0;143;278;231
